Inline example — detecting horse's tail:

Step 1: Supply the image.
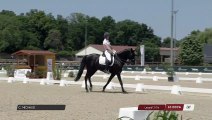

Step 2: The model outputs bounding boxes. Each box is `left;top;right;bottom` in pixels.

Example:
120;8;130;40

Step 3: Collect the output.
74;55;87;81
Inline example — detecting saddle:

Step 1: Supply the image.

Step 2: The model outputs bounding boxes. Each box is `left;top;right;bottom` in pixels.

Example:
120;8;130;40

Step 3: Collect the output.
99;52;114;66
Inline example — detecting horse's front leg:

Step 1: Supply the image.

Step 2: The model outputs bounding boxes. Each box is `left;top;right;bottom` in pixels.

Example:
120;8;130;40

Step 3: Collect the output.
102;74;115;92
117;73;127;93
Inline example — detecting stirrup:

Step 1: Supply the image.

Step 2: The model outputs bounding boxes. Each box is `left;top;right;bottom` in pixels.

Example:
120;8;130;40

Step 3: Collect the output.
103;70;110;74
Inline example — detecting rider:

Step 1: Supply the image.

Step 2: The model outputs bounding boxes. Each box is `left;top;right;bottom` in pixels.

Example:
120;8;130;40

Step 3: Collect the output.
103;32;116;74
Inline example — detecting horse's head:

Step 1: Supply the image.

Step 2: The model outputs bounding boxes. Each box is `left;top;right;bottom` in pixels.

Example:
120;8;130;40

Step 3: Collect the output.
128;48;136;65
116;48;136;65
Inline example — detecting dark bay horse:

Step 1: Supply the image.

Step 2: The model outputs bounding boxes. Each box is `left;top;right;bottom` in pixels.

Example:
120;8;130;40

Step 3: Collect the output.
74;48;135;93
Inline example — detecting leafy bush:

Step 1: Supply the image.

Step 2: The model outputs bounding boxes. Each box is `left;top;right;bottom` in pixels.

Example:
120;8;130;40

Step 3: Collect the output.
68;71;75;77
27;70;45;78
56;50;74;60
166;67;175;77
145;65;152;72
35;70;45;78
26;71;31;78
57;50;73;57
153;111;179;120
146;111;192;120
5;65;15;77
163;64;175;77
53;65;62;80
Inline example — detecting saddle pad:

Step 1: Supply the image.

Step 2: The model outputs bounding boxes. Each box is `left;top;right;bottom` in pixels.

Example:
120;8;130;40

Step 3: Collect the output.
99;55;106;65
99;55;115;66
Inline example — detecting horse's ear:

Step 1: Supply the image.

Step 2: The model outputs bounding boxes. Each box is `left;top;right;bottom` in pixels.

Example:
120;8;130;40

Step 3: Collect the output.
131;48;136;52
131;48;137;56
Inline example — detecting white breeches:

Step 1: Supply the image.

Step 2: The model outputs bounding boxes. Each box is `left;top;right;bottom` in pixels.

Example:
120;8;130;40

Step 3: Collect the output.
105;50;112;62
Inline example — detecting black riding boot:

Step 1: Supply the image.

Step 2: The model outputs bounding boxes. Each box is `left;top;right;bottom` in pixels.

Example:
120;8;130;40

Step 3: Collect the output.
104;59;110;74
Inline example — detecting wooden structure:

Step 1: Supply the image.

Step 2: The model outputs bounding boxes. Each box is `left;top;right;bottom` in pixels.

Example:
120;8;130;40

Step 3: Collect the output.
12;50;56;77
159;47;179;63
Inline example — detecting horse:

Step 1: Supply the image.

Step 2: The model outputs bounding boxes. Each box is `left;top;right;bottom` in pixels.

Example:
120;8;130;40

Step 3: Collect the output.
74;48;136;93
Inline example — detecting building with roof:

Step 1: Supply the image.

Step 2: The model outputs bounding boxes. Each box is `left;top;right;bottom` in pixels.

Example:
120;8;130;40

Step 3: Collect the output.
203;44;212;63
12;50;56;78
160;47;179;63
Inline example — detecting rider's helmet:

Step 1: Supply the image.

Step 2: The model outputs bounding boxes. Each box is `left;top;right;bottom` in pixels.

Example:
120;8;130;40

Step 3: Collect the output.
104;32;110;38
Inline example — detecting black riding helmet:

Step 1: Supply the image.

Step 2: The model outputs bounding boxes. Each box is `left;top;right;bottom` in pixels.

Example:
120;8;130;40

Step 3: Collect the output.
104;32;110;38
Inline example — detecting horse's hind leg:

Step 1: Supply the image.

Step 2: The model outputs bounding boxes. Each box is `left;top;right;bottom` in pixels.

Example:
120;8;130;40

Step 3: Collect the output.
85;73;94;92
102;74;115;92
86;69;97;91
88;77;93;91
84;76;89;92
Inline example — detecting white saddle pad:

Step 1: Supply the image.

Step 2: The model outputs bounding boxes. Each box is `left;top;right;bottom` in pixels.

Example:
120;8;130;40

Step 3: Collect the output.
99;55;106;65
99;55;114;66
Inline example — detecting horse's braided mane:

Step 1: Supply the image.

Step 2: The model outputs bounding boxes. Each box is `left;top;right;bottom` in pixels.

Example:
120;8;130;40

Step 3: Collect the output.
117;48;131;54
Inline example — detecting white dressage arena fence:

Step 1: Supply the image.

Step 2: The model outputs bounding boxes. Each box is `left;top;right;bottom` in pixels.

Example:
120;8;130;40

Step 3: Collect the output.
1;70;212;95
80;73;212;83
14;69;31;79
1;76;212;95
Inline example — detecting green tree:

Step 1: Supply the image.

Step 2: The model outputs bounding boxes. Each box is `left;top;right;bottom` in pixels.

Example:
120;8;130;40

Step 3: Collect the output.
0;10;16;16
0;10;163;57
0;27;22;52
113;20;161;46
162;37;171;48
86;16;102;44
179;31;203;65
44;29;62;51
100;16;115;41
56;15;69;50
197;28;212;44
25;9;55;49
0;11;22;53
113;20;141;45
162;37;180;48
18;14;40;49
67;13;88;50
100;16;116;32
143;41;160;62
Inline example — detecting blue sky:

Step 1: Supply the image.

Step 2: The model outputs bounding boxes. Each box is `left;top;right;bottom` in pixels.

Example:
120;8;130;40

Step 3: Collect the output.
0;0;212;40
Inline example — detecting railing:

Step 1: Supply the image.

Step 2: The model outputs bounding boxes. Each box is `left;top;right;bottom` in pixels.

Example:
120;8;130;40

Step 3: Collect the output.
0;59;16;63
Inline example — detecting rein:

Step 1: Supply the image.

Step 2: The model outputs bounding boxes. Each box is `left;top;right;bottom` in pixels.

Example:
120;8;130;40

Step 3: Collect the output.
114;54;128;64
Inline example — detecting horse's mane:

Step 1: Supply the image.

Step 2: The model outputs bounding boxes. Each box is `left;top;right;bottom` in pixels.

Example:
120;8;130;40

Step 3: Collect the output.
117;48;131;54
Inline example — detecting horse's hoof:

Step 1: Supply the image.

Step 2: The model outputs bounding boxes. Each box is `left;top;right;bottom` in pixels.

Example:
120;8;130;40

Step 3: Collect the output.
89;88;92;92
102;89;105;92
122;91;128;94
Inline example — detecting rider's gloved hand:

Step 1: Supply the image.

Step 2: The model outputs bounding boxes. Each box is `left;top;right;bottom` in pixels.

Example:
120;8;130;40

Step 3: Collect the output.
112;49;116;54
